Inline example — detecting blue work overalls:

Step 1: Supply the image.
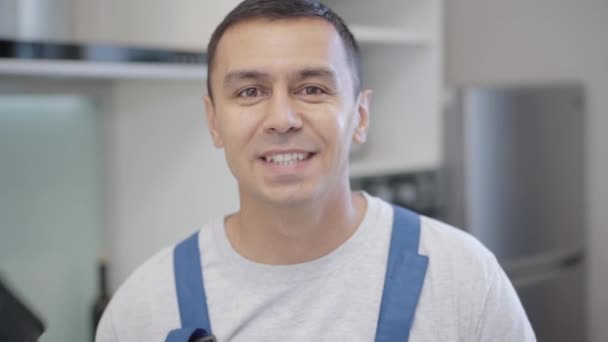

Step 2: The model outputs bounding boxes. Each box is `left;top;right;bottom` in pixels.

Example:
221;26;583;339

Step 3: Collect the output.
166;205;429;341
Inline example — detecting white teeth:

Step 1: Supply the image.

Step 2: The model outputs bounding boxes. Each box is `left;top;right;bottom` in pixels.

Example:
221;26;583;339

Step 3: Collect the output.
265;152;311;165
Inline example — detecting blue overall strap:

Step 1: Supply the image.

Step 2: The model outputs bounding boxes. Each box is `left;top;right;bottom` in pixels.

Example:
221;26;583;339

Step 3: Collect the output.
165;231;214;342
375;205;429;342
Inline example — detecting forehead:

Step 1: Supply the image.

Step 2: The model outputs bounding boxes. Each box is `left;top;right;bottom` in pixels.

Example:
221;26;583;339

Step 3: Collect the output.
212;17;350;81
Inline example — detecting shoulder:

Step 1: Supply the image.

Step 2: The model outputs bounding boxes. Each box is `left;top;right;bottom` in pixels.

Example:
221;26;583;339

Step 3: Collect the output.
417;215;503;291
407;215;535;340
111;245;176;308
97;218;226;341
97;226;213;340
418;216;496;266
414;216;511;331
96;245;179;340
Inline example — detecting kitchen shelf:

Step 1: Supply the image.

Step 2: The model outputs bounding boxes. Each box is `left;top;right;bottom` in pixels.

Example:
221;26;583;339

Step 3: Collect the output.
0;58;207;81
325;0;442;175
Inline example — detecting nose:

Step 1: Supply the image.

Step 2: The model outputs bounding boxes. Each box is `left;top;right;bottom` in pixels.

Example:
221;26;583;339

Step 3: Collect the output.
263;91;302;134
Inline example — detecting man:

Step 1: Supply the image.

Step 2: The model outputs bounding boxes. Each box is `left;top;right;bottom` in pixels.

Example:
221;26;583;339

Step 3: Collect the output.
96;0;536;341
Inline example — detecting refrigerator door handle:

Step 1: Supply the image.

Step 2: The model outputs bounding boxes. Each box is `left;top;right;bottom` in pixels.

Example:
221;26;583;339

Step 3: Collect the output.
502;248;584;289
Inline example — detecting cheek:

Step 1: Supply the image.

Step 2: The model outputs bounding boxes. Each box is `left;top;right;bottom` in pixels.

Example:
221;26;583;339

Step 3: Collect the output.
308;101;349;132
329;109;355;140
314;112;354;160
218;107;259;154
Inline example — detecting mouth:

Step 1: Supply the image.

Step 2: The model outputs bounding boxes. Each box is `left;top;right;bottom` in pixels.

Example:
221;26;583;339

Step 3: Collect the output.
259;151;317;166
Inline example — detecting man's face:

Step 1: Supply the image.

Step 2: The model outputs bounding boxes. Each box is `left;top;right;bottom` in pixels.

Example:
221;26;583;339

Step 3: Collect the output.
204;18;371;205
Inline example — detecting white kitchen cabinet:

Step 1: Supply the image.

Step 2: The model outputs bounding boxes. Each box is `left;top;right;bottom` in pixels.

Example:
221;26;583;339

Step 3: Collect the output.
324;0;443;177
72;0;242;49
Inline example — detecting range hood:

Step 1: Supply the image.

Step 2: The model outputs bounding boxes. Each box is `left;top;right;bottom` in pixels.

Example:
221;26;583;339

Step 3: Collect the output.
0;39;208;80
0;0;208;80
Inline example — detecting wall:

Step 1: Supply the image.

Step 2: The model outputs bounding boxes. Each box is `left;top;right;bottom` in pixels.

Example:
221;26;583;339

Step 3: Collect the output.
103;81;238;288
444;1;608;341
84;1;246;290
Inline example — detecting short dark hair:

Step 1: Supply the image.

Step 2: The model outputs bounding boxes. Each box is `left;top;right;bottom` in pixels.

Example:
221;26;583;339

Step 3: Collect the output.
206;0;361;99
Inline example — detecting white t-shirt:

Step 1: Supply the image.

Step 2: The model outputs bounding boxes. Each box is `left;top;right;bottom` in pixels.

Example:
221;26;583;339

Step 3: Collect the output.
96;193;536;341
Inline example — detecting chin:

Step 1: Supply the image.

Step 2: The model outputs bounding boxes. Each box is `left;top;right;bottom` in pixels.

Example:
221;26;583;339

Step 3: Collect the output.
258;182;323;206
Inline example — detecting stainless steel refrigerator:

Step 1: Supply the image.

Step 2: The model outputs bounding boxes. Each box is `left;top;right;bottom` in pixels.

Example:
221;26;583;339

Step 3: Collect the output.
441;84;586;341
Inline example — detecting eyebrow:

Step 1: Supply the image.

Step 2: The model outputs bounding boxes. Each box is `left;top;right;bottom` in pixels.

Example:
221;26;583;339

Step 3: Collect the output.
223;70;271;90
222;67;339;89
296;67;338;87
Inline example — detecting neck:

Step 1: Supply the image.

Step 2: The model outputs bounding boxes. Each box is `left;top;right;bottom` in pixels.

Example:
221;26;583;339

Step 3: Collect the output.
226;185;367;265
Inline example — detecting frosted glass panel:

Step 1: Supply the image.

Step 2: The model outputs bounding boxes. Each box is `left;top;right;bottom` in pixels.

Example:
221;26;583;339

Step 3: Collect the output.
0;95;101;342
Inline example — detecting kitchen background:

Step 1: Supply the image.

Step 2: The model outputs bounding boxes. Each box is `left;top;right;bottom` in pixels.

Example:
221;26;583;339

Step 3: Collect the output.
0;0;606;341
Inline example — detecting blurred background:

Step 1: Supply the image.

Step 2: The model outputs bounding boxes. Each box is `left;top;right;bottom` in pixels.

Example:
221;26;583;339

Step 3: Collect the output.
0;0;606;341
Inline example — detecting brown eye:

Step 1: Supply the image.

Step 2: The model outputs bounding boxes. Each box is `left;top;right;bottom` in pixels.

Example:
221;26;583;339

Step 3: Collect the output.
238;87;261;97
303;86;324;95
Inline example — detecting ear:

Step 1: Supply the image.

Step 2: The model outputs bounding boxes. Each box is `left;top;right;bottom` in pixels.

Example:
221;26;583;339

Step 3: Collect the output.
204;95;224;148
353;89;372;144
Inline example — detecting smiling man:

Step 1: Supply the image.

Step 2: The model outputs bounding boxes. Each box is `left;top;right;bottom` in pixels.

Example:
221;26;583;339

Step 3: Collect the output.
96;1;536;341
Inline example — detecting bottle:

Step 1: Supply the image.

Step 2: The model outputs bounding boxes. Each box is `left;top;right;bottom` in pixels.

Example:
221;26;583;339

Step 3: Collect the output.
92;259;110;340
